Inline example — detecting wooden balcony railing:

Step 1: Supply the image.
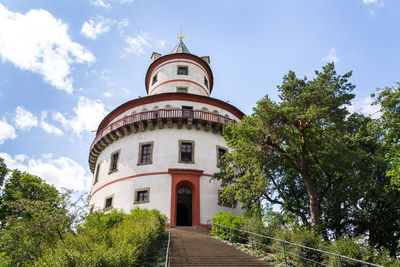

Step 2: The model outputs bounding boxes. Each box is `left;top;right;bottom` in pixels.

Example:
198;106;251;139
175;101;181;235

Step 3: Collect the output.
90;109;234;151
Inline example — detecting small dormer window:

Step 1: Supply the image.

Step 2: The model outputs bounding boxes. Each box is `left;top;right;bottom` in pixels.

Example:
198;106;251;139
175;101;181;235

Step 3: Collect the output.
177;66;188;75
152;73;158;85
204;76;208;88
177;87;188;93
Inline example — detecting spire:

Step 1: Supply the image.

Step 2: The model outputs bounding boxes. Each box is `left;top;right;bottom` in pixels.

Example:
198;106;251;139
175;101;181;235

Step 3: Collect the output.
171;40;190;54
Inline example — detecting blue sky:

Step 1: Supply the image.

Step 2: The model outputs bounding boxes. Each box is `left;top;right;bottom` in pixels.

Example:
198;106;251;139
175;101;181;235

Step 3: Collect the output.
0;0;398;194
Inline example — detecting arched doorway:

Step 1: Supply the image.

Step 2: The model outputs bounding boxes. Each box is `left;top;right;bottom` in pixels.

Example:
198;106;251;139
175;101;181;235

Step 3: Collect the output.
176;187;192;226
169;169;202;226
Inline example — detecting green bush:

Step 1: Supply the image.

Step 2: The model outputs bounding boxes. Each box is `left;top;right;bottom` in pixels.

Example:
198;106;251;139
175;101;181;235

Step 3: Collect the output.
210;212;246;243
325;236;399;267
273;227;324;267
241;216;272;251
36;208;167;267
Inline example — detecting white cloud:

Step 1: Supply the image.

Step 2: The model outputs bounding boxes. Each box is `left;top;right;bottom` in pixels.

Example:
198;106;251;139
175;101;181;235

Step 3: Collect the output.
0;152;91;191
347;96;381;119
362;0;384;17
0;4;95;93
117;19;129;29
121;87;130;94
124;31;165;56
124;31;151;55
322;48;339;63
0;118;17;144
362;0;383;5
363;0;378;4
102;91;113;97
53;96;108;135
90;0;134;8
13;106;38;130
40;111;63;136
81;17;114;40
158;40;166;48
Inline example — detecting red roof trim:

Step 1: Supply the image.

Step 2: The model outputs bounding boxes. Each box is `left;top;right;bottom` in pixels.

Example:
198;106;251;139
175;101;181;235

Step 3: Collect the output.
151;60;209;79
150;79;210;96
96;93;244;134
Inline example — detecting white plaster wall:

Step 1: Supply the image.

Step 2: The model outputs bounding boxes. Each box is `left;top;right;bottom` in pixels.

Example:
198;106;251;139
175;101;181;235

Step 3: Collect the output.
199;177;243;224
89;174;171;218
109;100;240;125
148;59;210;96
90;126;243;221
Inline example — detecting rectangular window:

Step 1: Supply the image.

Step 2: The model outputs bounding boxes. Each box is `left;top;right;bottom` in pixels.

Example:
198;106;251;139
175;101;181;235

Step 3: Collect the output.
138;142;154;165
152;73;158;85
94;163;100;184
179;140;194;163
134;188;150;204
176;87;188;93
109;150;120;174
216;146;228;167
177;66;188;75
204;76;208;88
104;195;114;209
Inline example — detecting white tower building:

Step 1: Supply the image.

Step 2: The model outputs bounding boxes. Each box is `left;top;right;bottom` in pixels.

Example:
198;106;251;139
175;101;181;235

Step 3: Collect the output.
88;40;244;227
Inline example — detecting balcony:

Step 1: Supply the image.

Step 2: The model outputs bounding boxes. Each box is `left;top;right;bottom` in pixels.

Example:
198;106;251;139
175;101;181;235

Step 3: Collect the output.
89;109;235;172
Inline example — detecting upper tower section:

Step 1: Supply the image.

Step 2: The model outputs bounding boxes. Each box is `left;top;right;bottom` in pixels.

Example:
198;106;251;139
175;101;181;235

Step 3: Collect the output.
145;39;214;97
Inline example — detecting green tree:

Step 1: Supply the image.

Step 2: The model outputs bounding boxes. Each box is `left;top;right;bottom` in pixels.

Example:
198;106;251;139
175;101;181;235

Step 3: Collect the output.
216;63;355;229
374;83;400;189
334;114;399;256
0;158;76;265
0;168;60;226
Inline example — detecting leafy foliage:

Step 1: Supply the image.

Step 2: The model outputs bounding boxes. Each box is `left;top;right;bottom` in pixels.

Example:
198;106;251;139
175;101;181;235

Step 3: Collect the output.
0;158;168;266
326;237;398;267
0;169;60;226
210;212;246;242
374;83;400;189
211;212;398;266
37;208;168;266
216;63;355;228
0;160;75;266
215;64;400;256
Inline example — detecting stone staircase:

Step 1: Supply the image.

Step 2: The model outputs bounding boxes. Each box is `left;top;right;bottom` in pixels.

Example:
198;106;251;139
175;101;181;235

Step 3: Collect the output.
169;227;271;267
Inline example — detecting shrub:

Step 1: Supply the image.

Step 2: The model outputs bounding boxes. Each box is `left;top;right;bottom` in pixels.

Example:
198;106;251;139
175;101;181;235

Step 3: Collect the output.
210;212;246;243
325;236;399;267
36;208;168;267
273;227;324;267
241;216;273;251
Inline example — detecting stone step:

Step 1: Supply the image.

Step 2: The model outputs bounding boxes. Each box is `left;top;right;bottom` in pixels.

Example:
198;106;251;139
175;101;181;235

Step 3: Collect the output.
169;227;271;267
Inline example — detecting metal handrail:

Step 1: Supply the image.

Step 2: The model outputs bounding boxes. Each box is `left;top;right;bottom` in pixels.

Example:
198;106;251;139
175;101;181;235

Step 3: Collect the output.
90;109;234;151
165;224;171;267
208;221;382;267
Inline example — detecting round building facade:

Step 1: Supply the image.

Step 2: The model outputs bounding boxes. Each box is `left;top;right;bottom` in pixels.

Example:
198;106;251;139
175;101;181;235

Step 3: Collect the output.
88;40;244;227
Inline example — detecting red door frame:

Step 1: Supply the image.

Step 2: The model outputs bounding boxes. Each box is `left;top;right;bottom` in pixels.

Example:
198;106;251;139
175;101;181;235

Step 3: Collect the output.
169;168;203;226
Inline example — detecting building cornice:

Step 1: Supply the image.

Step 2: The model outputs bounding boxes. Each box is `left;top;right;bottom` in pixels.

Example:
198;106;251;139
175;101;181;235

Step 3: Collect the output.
96;93;244;134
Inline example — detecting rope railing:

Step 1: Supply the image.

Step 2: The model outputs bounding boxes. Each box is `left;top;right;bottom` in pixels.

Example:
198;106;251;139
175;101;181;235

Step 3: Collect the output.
165;224;171;267
208;221;383;267
90;109;234;150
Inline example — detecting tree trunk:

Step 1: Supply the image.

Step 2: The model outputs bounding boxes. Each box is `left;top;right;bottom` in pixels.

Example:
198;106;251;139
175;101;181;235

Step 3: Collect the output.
302;172;321;228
